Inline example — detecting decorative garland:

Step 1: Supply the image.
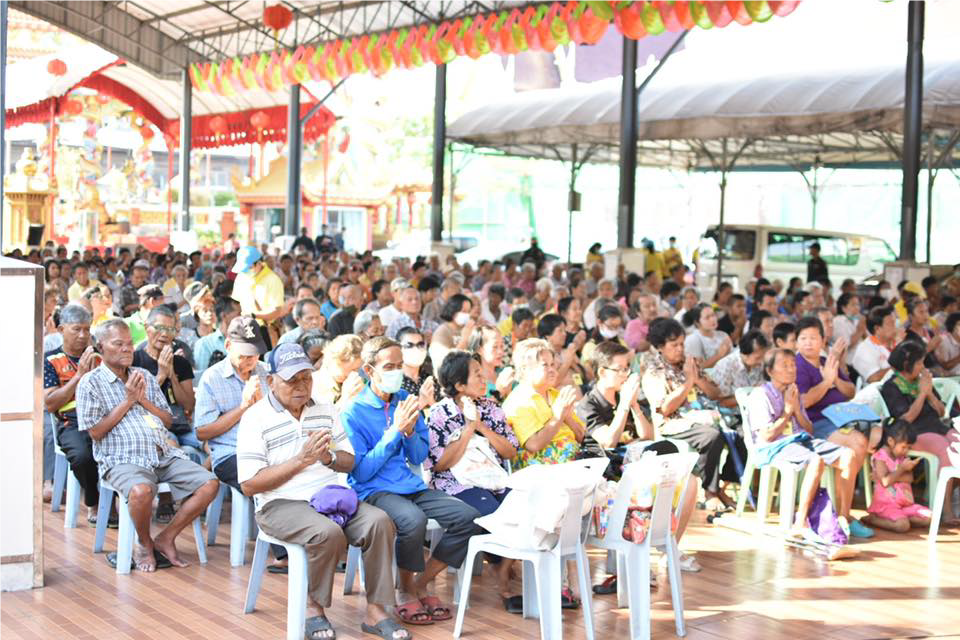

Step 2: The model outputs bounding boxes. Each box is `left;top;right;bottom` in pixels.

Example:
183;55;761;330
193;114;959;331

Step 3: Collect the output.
190;0;799;95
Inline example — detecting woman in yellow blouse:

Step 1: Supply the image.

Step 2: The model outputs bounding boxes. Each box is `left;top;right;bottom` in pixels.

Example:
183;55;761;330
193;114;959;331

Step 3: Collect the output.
502;338;585;469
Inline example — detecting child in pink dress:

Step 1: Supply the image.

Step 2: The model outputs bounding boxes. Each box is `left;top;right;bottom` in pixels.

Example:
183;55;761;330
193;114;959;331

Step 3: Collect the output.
863;419;932;533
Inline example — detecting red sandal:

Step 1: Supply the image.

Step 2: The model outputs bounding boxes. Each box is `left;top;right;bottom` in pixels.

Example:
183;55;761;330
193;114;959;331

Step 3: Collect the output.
419;595;452;621
395;600;433;625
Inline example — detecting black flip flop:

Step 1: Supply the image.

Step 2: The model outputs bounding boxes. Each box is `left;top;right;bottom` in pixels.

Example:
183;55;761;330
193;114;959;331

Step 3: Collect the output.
305;615;336;640
105;550;173;571
267;564;289;574
592;575;617;595
502;595;523;614
361;619;411;640
561;587;580;610
155;502;176;524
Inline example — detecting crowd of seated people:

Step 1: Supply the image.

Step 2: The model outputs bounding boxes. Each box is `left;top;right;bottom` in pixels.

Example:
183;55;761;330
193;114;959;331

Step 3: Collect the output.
18;236;960;639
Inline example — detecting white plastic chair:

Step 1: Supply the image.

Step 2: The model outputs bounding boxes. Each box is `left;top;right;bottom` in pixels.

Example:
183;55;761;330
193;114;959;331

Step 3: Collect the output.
587;453;697;640
205;484;258;566
93;481;207;574
453;469;600;640
929;466;960;543
734;387;836;529
50;422;83;528
243;530;309;640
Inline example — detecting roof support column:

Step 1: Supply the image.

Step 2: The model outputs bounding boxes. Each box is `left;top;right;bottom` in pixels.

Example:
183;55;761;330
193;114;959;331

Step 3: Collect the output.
431;63;447;244
617;36;638;249
286;83;302;237
179;68;192;232
899;0;924;262
1;0;7;248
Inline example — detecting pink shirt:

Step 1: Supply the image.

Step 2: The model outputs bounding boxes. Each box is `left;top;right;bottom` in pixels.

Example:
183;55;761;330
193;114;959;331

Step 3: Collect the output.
625;318;650;351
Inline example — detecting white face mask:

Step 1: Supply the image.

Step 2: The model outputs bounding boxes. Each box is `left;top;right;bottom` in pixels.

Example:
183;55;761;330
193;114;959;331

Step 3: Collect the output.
402;347;427;367
378;369;404;394
599;325;620;340
454;312;470;327
880;289;894;301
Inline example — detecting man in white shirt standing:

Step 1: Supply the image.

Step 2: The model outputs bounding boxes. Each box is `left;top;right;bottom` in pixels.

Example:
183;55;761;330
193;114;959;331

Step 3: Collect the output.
237;344;407;640
852;306;897;384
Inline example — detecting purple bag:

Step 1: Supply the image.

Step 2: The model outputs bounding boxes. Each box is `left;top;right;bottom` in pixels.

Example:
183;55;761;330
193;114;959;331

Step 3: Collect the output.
308;485;359;528
807;488;848;546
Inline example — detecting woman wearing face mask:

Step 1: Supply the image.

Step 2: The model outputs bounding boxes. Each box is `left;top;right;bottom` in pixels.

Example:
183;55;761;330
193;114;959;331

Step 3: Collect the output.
397;326;438;401
832;293;867;372
683;303;733;370
581;304;627;369
429;294;476;370
869;280;895;309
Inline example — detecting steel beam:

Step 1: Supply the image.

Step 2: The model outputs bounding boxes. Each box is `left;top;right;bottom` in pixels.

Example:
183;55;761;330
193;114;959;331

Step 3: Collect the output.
431;64;447;243
179;69;193;232
617;36;638;249
899;0;924;262
286;83;303;236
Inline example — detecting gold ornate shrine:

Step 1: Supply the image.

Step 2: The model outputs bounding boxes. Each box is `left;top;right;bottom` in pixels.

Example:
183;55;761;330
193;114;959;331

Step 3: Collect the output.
3;148;56;249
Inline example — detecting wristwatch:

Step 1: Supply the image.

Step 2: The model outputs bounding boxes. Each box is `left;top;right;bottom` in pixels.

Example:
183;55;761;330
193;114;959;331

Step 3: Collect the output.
325;449;338;468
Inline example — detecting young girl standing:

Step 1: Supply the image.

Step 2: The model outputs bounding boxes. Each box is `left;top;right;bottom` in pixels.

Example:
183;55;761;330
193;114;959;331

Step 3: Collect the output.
862;420;932;533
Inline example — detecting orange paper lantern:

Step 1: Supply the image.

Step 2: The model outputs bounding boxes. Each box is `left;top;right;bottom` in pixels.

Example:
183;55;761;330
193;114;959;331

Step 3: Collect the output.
250;110;270;130
209;115;229;137
47;58;67;76
263;4;293;31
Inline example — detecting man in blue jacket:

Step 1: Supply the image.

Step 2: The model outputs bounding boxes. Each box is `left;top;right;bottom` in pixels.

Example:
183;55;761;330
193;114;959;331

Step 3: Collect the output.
341;336;481;625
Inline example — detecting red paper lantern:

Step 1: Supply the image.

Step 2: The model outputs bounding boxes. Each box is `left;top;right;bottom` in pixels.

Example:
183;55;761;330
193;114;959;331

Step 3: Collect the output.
140;126;155;141
250;110;270;130
63;99;83;116
337;131;350;154
47;58;67;76
209;115;229;137
263;4;293;32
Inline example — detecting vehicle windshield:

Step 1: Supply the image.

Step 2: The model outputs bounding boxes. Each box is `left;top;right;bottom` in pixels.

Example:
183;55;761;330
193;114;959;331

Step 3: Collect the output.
699;228;756;261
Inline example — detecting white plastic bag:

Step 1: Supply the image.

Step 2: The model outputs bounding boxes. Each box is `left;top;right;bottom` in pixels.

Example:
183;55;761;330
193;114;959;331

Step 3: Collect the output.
450;434;510;491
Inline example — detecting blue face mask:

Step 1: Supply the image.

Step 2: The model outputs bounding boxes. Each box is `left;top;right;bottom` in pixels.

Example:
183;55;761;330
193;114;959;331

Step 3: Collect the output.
378;369;404;394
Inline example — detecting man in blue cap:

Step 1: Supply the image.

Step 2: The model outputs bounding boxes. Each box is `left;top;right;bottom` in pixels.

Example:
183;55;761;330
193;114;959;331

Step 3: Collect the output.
231;246;293;347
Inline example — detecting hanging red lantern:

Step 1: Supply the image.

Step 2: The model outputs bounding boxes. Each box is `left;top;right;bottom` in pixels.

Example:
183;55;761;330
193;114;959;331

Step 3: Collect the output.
337;131;350;154
209;115;229;137
263;4;293;34
62;99;83;116
140;125;155;141
47;58;67;76
250;110;270;130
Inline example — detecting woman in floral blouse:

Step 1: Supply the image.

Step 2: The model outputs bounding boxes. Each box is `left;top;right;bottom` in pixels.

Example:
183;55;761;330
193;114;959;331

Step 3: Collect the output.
426;350;520;611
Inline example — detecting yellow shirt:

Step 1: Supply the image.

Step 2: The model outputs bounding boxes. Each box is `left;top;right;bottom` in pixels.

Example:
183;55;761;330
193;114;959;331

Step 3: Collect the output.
662;247;683;272
233;265;285;321
503;382;582;468
67;279;101;301
644;250;668;279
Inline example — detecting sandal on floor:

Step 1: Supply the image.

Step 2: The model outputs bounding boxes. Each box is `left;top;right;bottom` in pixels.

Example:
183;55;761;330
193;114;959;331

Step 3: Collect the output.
267;564;289;574
561;587;581;610
394;600;433;625
155;502;176;524
361;619;411;640
592;575;617;595
419;595;452;621
502;595;523;614
304;615;336;640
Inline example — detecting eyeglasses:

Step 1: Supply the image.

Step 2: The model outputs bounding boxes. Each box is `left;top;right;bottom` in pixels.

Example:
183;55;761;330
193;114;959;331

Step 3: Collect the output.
601;366;630;374
401;341;426;349
149;324;177;334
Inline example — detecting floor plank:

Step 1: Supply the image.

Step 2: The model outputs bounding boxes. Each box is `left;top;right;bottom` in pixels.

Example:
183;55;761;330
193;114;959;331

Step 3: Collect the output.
3;506;959;639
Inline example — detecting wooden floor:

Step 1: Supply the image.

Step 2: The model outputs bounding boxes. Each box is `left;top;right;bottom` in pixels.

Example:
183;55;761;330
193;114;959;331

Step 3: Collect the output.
3;504;960;640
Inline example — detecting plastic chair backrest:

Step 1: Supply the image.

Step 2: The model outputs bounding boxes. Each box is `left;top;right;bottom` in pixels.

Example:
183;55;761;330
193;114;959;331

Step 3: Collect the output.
735;387;759;450
555;486;588;555
933;377;960;417
603;453;696;549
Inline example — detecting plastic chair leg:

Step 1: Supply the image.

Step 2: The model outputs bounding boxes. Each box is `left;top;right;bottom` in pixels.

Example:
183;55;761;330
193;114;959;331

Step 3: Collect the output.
51;453;67;513
93;485;113;553
243;538;270;613
193;517;207;564
928;470;955;543
453;544;480;637
343;545;362;594
115;494;134;575
615;551;629;609
860;454;873;508
822;469;837;507
534;555;563;640
64;469;82;529
576;545;596;640
736;460;757;516
206;483;227;545
778;469;798;531
664;538;686;637
624;546;651;640
285;544;308;640
230;489;250;567
757;467;774;522
605;549;617;574
522;559;539;619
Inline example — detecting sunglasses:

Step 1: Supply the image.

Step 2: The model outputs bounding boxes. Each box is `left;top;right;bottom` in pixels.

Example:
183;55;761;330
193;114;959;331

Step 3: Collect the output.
401;341;426;349
149;324;178;334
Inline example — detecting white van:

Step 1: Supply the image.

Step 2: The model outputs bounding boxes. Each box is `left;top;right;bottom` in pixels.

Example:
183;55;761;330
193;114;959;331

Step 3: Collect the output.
695;225;898;295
